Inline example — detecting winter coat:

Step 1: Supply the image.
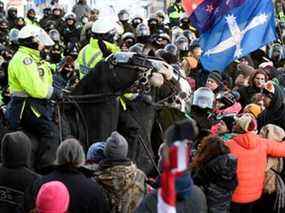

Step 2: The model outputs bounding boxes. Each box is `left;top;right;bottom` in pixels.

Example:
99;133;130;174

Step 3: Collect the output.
257;85;285;131
94;159;147;213
0;131;40;213
192;154;237;213
225;132;285;203
28;166;110;213
135;184;207;213
238;85;261;107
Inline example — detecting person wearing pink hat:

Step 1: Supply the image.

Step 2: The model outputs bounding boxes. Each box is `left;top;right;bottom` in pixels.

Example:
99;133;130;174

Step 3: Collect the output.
36;181;70;213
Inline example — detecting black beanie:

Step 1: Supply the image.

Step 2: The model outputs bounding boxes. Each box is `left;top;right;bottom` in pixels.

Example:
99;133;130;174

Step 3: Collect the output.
165;119;199;145
208;71;223;85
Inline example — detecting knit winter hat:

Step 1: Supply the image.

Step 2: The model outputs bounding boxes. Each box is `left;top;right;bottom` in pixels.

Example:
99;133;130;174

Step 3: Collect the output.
207;71;223;85
87;142;106;163
36;181;70;213
104;131;128;160
235;113;257;132
244;103;262;118
237;63;255;78
165;118;199;145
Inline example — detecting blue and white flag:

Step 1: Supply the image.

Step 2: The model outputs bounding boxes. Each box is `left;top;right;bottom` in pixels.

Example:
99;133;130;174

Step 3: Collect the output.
193;0;277;71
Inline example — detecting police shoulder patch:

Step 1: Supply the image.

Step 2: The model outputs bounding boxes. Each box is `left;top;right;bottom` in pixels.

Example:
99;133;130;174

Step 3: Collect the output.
23;57;33;65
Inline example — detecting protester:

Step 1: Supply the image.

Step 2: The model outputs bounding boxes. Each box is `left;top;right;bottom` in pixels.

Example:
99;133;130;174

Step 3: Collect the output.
35;181;70;213
136;119;208;213
258;81;285;130
192;136;237;213
0;131;40;213
254;124;285;213
238;69;268;107
225;113;285;213
0;2;283;213
94;131;147;213
26;139;110;213
206;71;224;94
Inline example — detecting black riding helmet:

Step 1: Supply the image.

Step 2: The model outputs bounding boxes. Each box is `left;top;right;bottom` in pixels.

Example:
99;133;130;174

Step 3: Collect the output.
175;35;189;51
136;23;150;37
52;6;64;17
27;9;36;20
7;6;17;18
15;17;25;29
180;14;190;25
0;19;8;31
183;29;196;44
43;7;51;16
131;16;143;29
148;15;159;27
162;43;178;64
121;32;136;46
64;13;76;26
118;9;129;22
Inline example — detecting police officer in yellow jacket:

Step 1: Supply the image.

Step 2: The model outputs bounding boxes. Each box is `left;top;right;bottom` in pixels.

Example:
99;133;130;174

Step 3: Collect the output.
76;18;120;78
167;0;184;27
7;25;62;172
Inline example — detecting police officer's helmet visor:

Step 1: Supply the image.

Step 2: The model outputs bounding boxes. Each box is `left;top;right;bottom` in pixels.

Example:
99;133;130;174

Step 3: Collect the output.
19;26;55;46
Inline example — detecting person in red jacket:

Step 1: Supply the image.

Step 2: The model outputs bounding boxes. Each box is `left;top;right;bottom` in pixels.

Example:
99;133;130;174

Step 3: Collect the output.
225;113;285;213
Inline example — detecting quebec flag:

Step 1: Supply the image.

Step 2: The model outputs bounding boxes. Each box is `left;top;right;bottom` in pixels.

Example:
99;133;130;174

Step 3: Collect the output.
183;0;277;71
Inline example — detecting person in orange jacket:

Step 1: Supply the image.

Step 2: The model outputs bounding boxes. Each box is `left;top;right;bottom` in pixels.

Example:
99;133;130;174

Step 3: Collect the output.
225;113;285;213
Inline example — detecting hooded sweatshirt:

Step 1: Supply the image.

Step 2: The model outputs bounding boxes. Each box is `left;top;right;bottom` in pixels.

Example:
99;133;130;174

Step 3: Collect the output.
0;131;39;213
257;84;285;130
225;132;285;203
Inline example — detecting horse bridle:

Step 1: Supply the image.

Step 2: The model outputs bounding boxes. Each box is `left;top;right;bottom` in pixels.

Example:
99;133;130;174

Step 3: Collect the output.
107;53;155;95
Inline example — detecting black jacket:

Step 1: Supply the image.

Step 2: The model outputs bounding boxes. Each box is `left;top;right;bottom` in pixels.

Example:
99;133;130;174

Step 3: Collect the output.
135;185;207;213
257;84;285;130
0;131;40;213
27;166;110;213
192;154;237;213
238;85;261;108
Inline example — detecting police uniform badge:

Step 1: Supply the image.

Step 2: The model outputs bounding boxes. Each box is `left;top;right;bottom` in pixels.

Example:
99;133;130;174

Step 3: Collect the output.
23;57;33;65
38;68;45;77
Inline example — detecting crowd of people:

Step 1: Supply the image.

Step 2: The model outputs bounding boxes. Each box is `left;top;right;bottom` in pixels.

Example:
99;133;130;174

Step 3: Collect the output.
0;0;285;212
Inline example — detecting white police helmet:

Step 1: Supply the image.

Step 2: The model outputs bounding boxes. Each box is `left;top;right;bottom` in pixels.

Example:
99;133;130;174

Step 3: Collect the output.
18;25;54;46
192;87;215;109
91;19;116;34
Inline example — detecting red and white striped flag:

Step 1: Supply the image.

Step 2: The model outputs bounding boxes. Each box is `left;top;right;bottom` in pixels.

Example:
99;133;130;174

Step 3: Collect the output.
157;141;190;213
158;159;176;213
169;141;189;174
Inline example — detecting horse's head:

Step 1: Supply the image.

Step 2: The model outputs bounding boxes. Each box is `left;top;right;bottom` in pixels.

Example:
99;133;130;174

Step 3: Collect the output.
105;52;169;94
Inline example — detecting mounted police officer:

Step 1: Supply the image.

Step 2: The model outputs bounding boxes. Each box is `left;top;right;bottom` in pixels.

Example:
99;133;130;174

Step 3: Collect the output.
6;25;62;173
76;18;120;78
167;0;184;27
